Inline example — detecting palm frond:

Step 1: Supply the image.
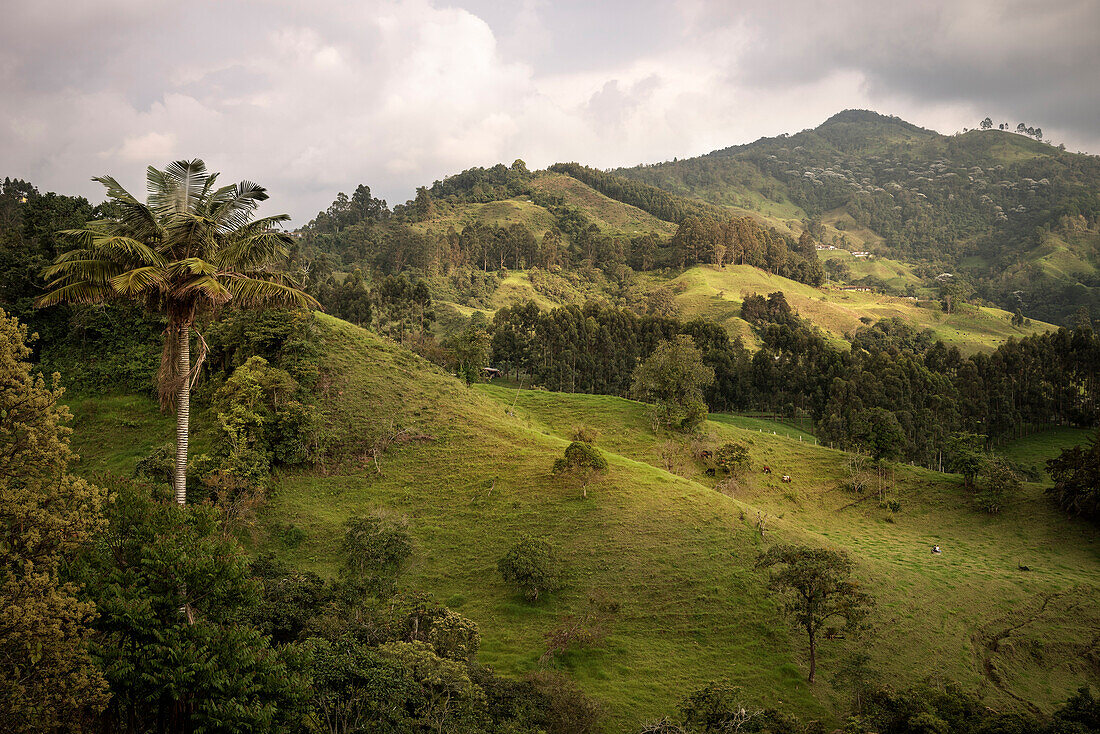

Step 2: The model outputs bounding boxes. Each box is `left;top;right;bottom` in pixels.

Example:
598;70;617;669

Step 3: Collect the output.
166;257;219;277
35;281;114;307
150;159;209;217
210;181;270;232
43;258;123;283
162;212;219;259
224;274;321;310
110;266;166;296
176;274;232;303
89;235;166;266
213;230;291;270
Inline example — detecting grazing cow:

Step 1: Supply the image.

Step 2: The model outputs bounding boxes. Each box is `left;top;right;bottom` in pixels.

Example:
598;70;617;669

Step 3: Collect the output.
762;465;772;474
781;475;792;483
931;545;942;554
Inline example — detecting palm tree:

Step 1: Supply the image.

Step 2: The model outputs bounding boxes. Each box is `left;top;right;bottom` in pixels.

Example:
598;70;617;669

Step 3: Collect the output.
37;159;319;504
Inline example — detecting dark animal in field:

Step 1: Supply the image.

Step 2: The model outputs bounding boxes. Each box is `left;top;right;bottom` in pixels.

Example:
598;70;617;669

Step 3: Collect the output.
781;475;792;483
1018;562;1031;571
762;465;772;474
700;450;712;459
705;468;716;477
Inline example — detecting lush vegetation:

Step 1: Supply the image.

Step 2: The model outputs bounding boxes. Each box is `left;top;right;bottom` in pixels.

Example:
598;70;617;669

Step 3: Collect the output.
616;110;1100;326
3;132;1100;733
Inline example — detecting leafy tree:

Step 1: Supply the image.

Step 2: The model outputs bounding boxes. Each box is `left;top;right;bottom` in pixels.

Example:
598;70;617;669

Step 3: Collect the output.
1046;430;1100;521
552;440;609;498
714;441;751;476
0;309;108;731
377;640;485;734
301;636;416;734
975;456;1021;514
450;314;491;385
853;408;906;462
630;335;715;432
37;160;318;504
980;117;993;130
428;610;481;662
341;514;413;597
756;545;874;683
76;480;304;733
498;536;561;602
946;432;988;490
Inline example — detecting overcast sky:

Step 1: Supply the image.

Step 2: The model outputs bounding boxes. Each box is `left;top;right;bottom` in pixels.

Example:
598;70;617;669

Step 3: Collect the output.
2;0;1097;223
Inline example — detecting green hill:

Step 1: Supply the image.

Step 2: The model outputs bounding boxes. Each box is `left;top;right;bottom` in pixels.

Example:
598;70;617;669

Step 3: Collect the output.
64;313;1100;729
614;110;1100;326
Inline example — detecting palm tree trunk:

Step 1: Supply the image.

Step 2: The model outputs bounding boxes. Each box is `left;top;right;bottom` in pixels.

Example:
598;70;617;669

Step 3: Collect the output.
174;322;190;505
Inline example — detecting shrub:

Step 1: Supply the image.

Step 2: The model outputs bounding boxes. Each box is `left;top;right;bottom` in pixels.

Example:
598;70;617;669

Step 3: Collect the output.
714;442;751;476
498;536;561;602
341;513;413;597
428;610;481;662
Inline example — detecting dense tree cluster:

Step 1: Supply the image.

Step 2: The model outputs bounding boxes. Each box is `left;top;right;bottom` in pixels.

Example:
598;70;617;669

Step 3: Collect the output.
490;297;1100;467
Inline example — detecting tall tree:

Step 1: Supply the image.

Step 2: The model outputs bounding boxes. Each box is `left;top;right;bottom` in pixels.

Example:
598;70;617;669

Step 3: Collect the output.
0;309;108;731
37;160;318;504
756;545;873;683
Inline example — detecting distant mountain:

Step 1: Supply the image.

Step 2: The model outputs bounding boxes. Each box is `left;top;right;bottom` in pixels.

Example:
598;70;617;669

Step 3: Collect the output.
615;110;1100;325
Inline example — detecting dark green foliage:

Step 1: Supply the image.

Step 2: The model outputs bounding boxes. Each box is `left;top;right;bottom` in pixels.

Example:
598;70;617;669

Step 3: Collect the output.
197;356;320;491
449;313;492;385
341;514;413;598
301;636;417;734
205;308;321;389
498;536;561;602
714;441;752;475
76;480;305;733
756;545;874;683
553;440;609;497
250;554;329;645
526;670;605;734
549;162;718;224
1046;430;1100;521
975;456;1021;514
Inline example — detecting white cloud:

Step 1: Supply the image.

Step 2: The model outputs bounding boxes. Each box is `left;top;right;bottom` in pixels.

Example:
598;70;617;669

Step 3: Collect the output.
0;0;1096;223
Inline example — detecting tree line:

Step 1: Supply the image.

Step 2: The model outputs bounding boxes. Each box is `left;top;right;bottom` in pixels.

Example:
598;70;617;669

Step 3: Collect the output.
490;296;1100;478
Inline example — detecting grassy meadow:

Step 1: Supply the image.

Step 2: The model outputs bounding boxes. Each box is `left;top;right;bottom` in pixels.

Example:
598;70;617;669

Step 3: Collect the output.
60;313;1099;730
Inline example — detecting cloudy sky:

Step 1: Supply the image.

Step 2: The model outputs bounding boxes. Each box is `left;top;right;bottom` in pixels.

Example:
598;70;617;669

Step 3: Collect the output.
2;0;1097;223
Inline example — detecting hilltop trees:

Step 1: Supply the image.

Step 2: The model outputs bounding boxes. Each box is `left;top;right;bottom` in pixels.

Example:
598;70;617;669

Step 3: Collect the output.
38;160;317;504
0;310;108;731
757;545;874;683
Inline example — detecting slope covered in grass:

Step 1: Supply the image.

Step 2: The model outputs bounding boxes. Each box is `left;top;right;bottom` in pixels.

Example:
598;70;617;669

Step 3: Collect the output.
476;383;1100;717
60;314;1099;729
663;265;1053;353
261;314;824;728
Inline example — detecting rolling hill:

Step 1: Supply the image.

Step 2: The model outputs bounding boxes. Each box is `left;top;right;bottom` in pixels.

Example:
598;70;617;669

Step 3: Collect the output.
64;312;1100;730
613;110;1100;326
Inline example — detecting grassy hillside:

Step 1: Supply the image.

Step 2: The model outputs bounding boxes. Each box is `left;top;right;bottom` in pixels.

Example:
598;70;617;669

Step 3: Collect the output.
61;314;1100;729
660;265;1052;353
409;171;677;241
613;110;1100;326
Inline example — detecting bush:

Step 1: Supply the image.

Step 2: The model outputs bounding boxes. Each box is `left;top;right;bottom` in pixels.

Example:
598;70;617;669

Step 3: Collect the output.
498;536;561;602
341;513;413;597
714;442;751;476
428;610;481;662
